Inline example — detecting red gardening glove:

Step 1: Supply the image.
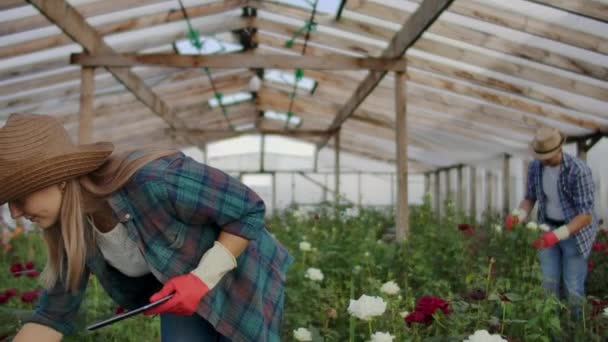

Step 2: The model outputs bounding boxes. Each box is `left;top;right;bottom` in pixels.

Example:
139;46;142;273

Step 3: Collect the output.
505;215;519;231
533;232;559;250
144;274;209;316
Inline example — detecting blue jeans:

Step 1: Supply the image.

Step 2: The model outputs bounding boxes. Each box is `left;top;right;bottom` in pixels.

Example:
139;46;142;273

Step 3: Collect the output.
160;313;231;341
537;234;587;313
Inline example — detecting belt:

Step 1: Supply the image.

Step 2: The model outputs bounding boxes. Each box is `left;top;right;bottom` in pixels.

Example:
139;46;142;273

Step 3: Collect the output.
545;217;566;227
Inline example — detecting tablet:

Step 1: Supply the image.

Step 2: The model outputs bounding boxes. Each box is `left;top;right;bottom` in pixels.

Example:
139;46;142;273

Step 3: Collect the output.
86;294;174;331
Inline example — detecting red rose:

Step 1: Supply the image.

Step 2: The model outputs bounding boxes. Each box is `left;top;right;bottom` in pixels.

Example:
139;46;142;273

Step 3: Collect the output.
10;263;23;277
415;296;451;316
458;224;473;231
26;271;40;278
4;288;17;298
24;262;35;270
20;291;39;303
0;294;8;304
588;261;594;272
404;311;431;325
590;298;608;317
114;306;126;315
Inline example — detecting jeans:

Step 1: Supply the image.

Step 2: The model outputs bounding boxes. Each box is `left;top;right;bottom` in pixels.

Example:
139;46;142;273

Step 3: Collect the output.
160;313;231;342
537;233;587;317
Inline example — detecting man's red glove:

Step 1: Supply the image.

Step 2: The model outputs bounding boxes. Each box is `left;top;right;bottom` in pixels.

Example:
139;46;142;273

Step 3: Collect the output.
533;225;570;250
145;274;209;316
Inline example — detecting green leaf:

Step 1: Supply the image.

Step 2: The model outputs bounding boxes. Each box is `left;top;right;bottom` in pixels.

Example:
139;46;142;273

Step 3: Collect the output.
295;68;304;81
285;40;294;48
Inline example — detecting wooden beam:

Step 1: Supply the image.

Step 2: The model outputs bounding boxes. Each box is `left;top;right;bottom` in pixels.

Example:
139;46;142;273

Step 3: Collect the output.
71;53;409;71
25;0;188;130
316;0;454;149
78;67;95;144
395;70;409;241
527;0;608;23
169;127;335;138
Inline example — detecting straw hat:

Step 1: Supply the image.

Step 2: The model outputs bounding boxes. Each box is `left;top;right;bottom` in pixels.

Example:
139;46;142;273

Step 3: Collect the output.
0;113;114;204
530;127;566;160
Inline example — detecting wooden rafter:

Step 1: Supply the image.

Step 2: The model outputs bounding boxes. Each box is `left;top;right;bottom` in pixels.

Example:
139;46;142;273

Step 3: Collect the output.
316;0;455;149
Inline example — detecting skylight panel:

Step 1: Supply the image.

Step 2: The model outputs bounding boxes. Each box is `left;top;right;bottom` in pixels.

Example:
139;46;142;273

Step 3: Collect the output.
174;36;244;55
264;69;318;93
275;0;343;16
264;110;302;126
208;92;253;108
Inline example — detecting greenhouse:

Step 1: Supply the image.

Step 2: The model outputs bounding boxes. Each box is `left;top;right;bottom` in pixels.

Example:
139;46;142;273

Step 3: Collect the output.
0;0;607;341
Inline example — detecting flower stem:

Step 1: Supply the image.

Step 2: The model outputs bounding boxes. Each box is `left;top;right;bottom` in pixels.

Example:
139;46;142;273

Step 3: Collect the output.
368;319;373;336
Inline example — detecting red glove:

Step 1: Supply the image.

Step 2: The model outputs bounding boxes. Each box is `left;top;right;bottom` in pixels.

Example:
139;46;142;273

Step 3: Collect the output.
505;216;519;231
145;274;209;316
533;232;560;250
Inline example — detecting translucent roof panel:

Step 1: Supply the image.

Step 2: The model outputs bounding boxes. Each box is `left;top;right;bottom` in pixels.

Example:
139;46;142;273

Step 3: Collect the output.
208;92;253;108
264;110;302;127
275;0;343;16
264;69;318;93
174;36;244;55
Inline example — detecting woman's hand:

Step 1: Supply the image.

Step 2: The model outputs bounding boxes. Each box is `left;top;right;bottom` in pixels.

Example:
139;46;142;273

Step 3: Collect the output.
144;274;209;316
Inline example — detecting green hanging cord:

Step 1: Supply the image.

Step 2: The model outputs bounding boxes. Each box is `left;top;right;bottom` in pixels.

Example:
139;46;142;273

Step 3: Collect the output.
284;111;294;130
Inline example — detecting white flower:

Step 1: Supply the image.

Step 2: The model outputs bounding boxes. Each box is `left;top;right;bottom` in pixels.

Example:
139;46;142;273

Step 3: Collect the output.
539;224;551;232
463;329;507;342
353;265;362;274
293;327;312;341
299;241;312;252
511;208;523;217
603;307;608;317
493;224;503;233
364;251;370;258
369;331;395;342
305;268;324;282
380;281;401;295
347;295;387;321
526;221;538;230
400;310;409;318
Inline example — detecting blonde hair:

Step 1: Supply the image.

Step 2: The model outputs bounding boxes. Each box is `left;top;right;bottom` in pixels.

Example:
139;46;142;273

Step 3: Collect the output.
40;148;177;292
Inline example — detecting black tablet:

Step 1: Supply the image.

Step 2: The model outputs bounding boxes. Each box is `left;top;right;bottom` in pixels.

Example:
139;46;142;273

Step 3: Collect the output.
86;294;174;331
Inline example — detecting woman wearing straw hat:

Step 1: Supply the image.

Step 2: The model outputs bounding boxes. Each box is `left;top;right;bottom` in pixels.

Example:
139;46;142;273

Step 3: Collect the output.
505;127;597;314
4;113;292;342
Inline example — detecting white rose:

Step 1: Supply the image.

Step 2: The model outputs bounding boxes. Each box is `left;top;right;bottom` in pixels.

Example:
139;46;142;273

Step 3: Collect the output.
293;327;313;341
603;307;608;317
369;331;395;342
526;222;538;230
493;224;503;233
539;224;551;232
400;311;409;318
463;329;507;342
305;267;324;282
511;208;522;217
380;281;401;296
299;241;312;252
347;295;387;321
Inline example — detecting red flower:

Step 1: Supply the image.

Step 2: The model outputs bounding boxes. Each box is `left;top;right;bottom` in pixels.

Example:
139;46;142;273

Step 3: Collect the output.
592;242;606;252
404;311;431;325
0;294;8;304
24;261;35;270
10;263;23;277
457;224;475;236
415;296;452;316
4;288;17;298
20;291;39;303
588;261;594;272
114;306;126;315
590;298;608;317
26;270;40;278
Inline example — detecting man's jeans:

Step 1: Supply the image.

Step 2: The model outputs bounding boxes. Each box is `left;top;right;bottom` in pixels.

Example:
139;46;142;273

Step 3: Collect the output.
538;234;587;316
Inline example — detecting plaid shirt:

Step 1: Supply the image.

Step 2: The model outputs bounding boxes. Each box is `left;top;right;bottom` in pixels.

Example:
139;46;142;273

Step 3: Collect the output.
525;152;597;257
25;152;293;341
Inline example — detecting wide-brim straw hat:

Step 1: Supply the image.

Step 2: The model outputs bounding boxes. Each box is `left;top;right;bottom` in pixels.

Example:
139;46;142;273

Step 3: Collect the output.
0;113;114;204
530;127;566;160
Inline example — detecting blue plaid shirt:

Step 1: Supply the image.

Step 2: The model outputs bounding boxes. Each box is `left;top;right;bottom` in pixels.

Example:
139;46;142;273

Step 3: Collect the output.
525;152;597;257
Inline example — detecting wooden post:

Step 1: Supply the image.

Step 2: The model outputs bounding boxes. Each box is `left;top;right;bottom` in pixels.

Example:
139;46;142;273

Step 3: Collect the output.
503;154;511;216
323;174;328;202
446;168;452;205
470;166;477;220
78;67;95;144
390;174;395;206
291;173;295;205
202;144;208;164
577;140;587;161
523;158;530;195
486;170;493;214
434;171;441;217
357;172;363;208
260;134;266;172
272;172;277;215
395;70;409;241
457;165;464;212
334;130;341;206
424;172;431;195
